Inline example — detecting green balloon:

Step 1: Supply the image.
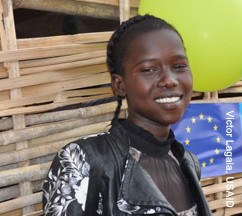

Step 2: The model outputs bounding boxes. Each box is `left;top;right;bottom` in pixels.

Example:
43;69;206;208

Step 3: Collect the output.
139;0;242;92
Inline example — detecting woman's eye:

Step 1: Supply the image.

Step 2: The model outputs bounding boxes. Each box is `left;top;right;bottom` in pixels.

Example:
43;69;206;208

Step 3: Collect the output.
140;68;158;73
173;64;187;70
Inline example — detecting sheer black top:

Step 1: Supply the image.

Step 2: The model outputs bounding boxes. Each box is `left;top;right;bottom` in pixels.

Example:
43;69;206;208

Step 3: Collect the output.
120;119;195;213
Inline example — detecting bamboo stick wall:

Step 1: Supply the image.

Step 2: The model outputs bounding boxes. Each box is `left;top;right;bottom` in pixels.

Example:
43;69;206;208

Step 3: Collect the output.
0;0;241;215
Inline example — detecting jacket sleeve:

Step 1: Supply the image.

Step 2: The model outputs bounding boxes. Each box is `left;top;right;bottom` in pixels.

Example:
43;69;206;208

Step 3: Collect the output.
43;142;91;216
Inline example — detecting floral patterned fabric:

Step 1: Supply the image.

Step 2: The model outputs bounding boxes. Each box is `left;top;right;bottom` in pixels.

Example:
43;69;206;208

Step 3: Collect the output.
43;142;92;216
178;204;198;216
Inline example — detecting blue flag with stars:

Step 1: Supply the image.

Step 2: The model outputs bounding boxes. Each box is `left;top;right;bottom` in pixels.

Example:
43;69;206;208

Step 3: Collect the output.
171;103;242;178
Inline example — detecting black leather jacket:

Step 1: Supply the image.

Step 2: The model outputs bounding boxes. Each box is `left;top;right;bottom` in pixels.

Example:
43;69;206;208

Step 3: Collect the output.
43;121;212;216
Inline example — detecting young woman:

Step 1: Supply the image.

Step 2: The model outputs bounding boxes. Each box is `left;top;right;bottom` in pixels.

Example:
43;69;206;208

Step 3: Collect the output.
43;15;212;216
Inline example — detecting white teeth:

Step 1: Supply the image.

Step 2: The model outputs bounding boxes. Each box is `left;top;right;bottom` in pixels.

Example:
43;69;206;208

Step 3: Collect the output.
155;97;180;104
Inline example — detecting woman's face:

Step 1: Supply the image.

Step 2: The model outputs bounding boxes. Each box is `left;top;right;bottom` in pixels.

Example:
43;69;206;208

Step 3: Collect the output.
113;29;193;128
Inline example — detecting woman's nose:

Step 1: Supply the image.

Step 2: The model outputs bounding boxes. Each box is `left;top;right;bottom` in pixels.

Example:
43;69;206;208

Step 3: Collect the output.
156;69;178;89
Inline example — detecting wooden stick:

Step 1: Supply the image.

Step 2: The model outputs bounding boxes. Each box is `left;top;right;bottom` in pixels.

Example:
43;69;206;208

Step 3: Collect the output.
0;86;112;111
201;179;214;187
0;73;112;117
2;31;112;50
0;70;7;78
0;58;106;92
191;91;203;97
2;0;34;213
234;203;242;208
20;69;109;97
222;172;242;181
0;121;110;166
214;176;224;213
208;194;242;210
0;109;127;146
0;142;15;154
0;162;51;187
0;90;9;101
0;100;122;131
225;207;242;216
211;91;218;99
0;185;20;203
75;0;119;6
11;0;138;20
0;192;42;214
0;92;113;117
0;0;7;52
213;209;225;216
0;43;106;62
0;162;17;172
0;180;44;203
0;203;42;216
20;56;107;75
23;210;43;216
0;138;74;166
20;50;105;70
203;178;242;196
17;31;112;49
119;0;130;24
203;92;211;100
74;0;138;7
222;186;242;198
206;195;215;202
30;121;110;146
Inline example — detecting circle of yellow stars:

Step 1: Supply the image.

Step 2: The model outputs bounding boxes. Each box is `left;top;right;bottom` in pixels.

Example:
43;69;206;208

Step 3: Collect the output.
184;113;221;168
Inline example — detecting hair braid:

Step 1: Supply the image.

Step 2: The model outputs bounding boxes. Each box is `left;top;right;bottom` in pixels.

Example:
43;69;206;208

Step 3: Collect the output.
111;96;123;125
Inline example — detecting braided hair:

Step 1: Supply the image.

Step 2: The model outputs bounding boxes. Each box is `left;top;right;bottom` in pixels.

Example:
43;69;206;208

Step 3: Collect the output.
107;14;184;125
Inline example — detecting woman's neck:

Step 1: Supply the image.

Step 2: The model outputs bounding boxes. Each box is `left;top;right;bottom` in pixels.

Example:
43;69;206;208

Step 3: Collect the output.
127;115;170;141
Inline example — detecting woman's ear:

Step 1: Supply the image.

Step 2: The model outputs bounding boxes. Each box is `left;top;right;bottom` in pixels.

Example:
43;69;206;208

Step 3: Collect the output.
111;74;126;97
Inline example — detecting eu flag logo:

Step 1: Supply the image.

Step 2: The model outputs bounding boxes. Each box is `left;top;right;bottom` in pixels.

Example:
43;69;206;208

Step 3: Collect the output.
171;103;242;178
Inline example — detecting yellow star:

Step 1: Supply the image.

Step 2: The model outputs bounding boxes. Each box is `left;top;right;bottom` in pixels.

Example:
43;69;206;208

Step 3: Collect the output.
213;125;218;131
185;139;190;145
199;113;204;120
191;117;196;124
202;161;206;167
207;116;212;123
186;126;191;133
216;136;221;143
215;148;219;155
210;157;214;164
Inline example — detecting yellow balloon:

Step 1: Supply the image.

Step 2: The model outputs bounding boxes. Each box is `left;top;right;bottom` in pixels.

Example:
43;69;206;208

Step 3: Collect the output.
139;0;242;92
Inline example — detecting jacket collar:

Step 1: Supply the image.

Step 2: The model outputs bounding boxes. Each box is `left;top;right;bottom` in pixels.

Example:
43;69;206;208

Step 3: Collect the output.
109;119;185;161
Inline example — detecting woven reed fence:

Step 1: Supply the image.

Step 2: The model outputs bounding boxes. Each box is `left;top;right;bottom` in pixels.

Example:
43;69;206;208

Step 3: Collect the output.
0;0;241;215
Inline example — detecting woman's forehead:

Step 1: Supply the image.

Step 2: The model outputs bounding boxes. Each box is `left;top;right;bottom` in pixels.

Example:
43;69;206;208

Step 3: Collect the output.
126;29;186;61
132;29;183;49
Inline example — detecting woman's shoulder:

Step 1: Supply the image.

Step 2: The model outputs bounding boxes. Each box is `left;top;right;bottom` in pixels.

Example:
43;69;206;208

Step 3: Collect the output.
61;131;112;158
64;132;110;149
59;130;124;166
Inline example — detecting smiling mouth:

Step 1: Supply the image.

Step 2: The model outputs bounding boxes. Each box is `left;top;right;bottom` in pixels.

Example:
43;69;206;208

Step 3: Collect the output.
154;96;182;104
